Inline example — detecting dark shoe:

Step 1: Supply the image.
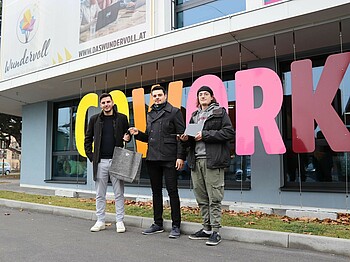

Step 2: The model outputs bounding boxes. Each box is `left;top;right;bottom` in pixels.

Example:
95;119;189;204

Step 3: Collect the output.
142;224;164;235
188;229;211;240
169;226;180;238
206;232;222;246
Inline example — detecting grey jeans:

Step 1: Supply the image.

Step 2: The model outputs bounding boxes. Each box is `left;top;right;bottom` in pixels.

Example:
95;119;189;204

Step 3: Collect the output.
191;159;224;232
95;159;124;222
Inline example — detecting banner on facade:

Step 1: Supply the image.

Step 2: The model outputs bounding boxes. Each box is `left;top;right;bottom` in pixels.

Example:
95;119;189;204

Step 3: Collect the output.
0;0;150;79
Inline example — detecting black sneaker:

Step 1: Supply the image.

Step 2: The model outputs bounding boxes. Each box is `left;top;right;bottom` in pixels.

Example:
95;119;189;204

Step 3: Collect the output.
206;232;222;246
169;226;181;238
188;229;211;240
142;224;164;235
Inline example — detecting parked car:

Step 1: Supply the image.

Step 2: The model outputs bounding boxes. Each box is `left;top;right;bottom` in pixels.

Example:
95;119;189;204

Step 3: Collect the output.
235;167;251;182
1;162;11;175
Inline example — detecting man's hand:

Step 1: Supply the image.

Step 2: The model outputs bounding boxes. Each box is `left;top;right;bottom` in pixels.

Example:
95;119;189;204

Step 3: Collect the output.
194;131;202;141
179;134;188;141
175;159;184;170
123;133;131;142
128;127;139;135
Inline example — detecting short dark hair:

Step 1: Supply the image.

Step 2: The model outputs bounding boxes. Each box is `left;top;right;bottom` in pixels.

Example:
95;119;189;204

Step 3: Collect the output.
99;93;113;102
151;84;166;95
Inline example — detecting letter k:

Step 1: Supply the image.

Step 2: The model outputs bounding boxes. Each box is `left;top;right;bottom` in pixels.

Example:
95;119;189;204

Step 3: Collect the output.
291;52;350;152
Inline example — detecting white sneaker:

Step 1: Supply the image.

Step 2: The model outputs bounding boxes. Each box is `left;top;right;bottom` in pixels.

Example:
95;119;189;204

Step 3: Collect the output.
90;221;105;232
116;221;126;233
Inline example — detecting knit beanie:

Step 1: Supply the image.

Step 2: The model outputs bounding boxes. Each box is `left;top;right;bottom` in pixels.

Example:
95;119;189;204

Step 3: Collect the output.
197;86;213;96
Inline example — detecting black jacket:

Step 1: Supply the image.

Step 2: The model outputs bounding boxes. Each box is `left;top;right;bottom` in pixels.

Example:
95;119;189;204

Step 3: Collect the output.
135;102;186;161
84;106;129;181
186;105;235;170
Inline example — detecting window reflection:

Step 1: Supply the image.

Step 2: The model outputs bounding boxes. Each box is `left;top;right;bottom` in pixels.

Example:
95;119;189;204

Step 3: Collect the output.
52;155;87;180
175;0;246;28
226;155;251;182
176;0;191;5
52;100;86;183
282;63;350;188
72;108;78;151
55;107;71;151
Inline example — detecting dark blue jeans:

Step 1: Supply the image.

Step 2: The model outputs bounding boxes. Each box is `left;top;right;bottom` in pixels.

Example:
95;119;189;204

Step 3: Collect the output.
147;160;181;228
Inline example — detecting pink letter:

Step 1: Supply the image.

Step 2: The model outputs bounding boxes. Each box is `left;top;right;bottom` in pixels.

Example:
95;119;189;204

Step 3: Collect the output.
292;52;350;152
236;68;285;155
186;74;228;124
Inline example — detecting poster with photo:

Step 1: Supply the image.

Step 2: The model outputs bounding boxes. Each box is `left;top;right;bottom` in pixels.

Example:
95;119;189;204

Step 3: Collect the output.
0;0;150;79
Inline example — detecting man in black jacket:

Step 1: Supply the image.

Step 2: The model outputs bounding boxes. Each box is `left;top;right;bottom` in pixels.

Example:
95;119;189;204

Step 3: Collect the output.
84;93;129;233
180;86;235;246
128;85;186;238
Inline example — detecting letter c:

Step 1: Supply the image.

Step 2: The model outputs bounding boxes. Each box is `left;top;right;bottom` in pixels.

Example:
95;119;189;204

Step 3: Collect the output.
75;93;98;157
75;91;129;157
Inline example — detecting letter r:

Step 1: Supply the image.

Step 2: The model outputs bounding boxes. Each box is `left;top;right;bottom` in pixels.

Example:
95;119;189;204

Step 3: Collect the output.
236;68;285;155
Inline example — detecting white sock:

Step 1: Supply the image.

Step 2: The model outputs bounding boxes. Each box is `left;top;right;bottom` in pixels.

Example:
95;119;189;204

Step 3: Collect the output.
203;230;212;234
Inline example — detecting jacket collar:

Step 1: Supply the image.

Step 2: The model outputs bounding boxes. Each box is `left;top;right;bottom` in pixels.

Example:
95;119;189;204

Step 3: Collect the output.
149;102;172;122
150;101;172;113
192;102;219;117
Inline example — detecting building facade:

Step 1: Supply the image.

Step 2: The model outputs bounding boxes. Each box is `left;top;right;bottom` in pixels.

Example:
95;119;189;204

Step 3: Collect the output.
1;0;350;210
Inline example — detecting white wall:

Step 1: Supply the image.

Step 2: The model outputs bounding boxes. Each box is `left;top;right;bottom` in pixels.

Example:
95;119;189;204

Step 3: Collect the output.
246;0;264;10
153;0;173;35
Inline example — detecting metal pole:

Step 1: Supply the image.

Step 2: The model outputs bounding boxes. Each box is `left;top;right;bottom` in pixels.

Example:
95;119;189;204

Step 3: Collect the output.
297;153;302;208
2;153;4;176
344;112;350;211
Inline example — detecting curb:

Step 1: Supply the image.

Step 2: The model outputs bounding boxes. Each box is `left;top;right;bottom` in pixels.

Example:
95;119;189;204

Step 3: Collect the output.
0;198;349;257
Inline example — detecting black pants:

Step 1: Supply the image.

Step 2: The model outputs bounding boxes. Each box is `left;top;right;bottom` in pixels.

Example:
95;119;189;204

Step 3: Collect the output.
147;160;181;228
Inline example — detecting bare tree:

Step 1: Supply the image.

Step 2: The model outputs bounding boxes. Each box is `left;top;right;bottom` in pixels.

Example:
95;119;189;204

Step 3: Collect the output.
0;114;22;149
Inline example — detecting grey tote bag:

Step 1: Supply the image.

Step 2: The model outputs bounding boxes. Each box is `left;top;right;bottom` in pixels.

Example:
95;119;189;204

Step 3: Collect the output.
109;138;142;183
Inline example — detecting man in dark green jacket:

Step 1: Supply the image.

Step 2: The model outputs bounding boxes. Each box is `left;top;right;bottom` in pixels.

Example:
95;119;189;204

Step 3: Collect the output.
180;86;235;246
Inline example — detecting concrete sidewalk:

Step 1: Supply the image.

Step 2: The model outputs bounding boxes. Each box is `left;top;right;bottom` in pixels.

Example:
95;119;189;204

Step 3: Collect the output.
0;178;350;257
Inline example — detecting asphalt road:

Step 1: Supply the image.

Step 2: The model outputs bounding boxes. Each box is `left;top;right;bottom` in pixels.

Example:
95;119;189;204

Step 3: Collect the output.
0;206;348;262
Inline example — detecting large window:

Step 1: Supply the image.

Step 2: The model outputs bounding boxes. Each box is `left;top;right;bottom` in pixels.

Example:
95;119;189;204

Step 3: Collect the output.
281;56;350;192
52;100;87;183
175;0;246;28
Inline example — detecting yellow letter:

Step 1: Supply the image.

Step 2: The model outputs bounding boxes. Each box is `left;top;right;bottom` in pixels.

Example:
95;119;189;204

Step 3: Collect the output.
110;90;129;120
75;93;98;157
